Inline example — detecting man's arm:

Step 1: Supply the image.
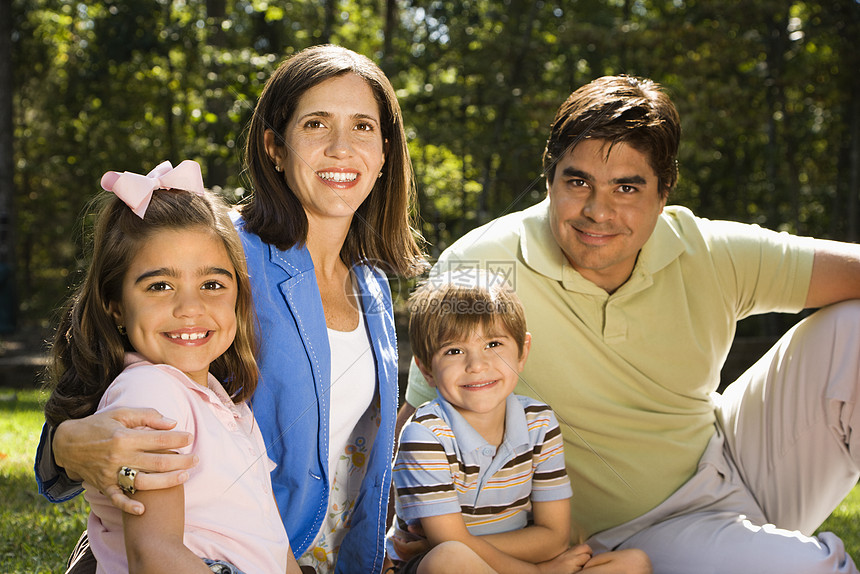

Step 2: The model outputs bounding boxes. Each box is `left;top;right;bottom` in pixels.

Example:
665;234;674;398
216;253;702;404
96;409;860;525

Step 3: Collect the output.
805;239;860;309
50;408;196;515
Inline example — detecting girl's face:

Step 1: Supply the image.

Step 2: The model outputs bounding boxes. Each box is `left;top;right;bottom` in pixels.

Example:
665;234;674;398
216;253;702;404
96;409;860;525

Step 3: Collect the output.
108;226;238;387
265;73;386;226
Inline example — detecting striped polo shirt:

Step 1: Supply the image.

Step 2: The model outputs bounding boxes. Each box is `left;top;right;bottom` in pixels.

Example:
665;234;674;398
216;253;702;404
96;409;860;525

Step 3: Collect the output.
389;393;571;551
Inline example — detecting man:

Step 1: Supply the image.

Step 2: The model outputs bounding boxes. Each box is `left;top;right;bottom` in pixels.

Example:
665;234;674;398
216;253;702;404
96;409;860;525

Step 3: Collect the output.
398;75;860;573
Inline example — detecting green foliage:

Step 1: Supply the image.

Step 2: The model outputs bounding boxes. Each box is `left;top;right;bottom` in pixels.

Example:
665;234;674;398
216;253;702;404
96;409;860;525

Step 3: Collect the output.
8;0;860;331
0;388;88;572
819;486;860;558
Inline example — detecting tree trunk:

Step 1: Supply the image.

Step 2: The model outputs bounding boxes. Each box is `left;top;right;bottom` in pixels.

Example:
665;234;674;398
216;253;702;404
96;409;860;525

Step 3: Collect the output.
846;77;859;242
206;0;229;188
477;1;540;223
321;0;335;44
846;8;860;242
382;0;398;72
0;0;16;332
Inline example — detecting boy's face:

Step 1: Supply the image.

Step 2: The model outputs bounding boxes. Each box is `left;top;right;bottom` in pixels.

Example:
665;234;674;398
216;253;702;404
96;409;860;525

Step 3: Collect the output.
417;322;531;429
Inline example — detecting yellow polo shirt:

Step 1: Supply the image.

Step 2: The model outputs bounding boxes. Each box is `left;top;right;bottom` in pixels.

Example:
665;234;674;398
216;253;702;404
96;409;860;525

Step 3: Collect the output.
405;199;815;539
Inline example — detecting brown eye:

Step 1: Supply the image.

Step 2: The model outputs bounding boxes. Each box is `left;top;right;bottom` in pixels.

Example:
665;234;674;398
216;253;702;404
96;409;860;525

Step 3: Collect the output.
146;282;171;292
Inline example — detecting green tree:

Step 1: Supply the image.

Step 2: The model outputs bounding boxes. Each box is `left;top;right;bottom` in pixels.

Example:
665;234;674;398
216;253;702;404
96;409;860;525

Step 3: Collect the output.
8;0;857;333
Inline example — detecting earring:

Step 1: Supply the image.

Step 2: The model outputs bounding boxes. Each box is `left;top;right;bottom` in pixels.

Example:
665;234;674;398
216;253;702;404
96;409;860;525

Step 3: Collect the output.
274;163;283;173
377;171;383;179
117;325;126;336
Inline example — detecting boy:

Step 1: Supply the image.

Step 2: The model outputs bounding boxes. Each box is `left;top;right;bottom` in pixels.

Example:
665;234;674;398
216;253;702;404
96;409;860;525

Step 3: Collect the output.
386;271;651;574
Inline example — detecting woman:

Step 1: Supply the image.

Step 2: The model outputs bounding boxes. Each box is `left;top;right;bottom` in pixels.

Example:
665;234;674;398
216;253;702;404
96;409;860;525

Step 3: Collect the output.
36;44;427;574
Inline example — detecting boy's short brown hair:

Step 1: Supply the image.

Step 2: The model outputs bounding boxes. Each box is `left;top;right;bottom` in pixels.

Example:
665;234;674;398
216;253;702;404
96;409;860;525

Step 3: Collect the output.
408;270;527;368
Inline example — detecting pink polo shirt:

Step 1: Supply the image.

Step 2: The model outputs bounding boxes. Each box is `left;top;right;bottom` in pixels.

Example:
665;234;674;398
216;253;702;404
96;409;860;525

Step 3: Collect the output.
84;354;289;574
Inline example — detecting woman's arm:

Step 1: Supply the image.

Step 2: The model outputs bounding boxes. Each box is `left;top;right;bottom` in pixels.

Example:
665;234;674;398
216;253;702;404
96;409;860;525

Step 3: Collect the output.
122;485;211;574
478;499;571;563
53;407;196;514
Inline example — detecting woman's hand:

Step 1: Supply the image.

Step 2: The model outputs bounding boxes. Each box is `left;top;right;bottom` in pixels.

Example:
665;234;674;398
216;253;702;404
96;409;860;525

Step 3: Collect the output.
53;408;196;515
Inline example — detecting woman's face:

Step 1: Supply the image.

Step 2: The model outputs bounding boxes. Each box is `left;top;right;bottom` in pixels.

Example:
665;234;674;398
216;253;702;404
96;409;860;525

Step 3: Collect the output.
266;73;386;226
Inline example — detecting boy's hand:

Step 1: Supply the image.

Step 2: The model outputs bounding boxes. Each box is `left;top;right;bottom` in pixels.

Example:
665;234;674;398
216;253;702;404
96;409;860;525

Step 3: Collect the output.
536;543;592;573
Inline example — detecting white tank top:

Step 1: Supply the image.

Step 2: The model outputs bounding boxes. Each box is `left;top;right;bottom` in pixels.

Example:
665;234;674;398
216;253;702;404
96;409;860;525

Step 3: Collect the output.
298;304;376;571
326;307;375;473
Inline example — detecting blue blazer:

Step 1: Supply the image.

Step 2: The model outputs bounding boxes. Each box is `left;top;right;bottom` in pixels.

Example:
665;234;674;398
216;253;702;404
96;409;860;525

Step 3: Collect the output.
236;216;398;574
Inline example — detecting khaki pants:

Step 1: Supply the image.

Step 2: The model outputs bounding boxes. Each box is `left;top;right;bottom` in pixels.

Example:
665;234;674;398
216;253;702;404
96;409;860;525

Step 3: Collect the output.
589;301;860;574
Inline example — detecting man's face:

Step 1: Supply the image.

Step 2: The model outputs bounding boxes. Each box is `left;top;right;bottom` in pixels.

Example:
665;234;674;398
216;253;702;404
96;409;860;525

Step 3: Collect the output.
547;138;667;294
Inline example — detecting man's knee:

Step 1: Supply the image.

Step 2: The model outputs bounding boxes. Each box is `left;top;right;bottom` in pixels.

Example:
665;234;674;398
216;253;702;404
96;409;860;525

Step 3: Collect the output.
622;515;859;574
758;531;860;574
804;299;860;335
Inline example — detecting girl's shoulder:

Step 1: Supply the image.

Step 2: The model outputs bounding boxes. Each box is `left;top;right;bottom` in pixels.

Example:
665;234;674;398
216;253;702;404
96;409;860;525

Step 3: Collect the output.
99;357;198;426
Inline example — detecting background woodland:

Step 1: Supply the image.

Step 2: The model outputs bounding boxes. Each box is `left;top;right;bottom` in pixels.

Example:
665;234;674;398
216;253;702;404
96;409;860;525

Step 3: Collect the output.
1;0;859;336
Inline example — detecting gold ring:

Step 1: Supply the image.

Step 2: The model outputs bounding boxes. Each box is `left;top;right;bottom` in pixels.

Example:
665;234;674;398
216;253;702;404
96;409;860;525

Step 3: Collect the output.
117;466;138;495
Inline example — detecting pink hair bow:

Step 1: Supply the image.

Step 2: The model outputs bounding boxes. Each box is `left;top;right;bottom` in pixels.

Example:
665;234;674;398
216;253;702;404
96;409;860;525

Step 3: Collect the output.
100;160;205;219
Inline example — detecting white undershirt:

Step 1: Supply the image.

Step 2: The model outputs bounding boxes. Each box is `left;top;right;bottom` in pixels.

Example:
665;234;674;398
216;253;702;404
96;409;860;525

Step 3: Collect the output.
326;307;376;472
298;305;376;570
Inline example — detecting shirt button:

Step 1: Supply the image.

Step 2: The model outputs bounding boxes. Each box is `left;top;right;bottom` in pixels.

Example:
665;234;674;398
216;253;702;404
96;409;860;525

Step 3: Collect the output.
482;447;494;456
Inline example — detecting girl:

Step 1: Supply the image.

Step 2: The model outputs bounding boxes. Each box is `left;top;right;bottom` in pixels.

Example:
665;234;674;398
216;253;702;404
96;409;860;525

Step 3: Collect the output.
43;160;301;574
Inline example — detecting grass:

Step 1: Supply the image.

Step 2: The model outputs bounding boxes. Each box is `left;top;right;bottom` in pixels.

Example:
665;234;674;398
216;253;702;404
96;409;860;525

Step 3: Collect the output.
0;388;88;573
0;387;858;572
823;487;860;550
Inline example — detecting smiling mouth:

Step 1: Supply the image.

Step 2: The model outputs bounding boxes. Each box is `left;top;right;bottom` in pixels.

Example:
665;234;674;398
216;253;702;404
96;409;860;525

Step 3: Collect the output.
463;380;497;389
317;171;358;183
575;225;616;238
166;331;210;341
573;225;623;244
